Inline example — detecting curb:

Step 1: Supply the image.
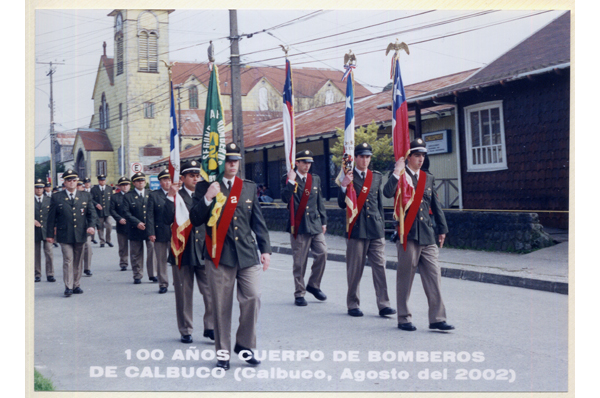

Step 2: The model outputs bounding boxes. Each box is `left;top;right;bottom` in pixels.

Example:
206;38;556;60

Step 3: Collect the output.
270;245;568;295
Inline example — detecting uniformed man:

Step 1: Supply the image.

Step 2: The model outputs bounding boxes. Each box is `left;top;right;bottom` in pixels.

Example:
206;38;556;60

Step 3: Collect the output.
122;172;157;284
83;178;92;192
110;177;131;271
164;160;214;343
147;169;173;294
35;179;55;282
45;170;97;296
91;174;113;247
383;138;454;332
339;142;396;318
44;181;53;198
78;181;94;276
280;149;328;307
190;143;272;370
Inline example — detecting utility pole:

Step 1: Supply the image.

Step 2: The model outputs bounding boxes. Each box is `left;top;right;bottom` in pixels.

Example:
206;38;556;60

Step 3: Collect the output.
37;61;64;187
229;9;245;178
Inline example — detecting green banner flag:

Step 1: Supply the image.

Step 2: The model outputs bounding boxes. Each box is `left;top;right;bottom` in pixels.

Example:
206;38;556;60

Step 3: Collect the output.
200;64;226;182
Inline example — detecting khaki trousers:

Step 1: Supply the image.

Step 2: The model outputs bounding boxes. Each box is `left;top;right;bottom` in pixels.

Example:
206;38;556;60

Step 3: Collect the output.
97;216;112;244
171;261;214;336
153;241;170;288
346;237;391;311
290;233;327;298
81;235;92;271
34;240;54;278
60;242;84;289
395;240;447;324
117;232;129;268
129;240;156;280
205;258;261;357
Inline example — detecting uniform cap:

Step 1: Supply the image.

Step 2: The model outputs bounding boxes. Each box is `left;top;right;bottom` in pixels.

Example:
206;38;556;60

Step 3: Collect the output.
117;176;131;185
131;172;146;182
181;159;201;174
157;169;171;180
409;138;427;154
35;178;45;188
62;169;79;179
225;143;242;161
354;142;373;156
296;149;314;163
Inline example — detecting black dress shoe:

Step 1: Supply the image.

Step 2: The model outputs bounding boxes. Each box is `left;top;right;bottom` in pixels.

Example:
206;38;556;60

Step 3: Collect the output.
398;322;417;331
216;360;230;370
120;267;127;271
348;308;364;317
306;285;327;301
47;276;56;282
158;287;168;294
84;270;92;276
203;329;215;341
429;321;455;331
73;287;84;294
134;279;141;284
91;239;98;244
181;335;193;344
294;297;308;306
64;288;73;297
35;277;41;283
234;343;261;365
107;242;114;247
379;307;397;317
149;277;158;282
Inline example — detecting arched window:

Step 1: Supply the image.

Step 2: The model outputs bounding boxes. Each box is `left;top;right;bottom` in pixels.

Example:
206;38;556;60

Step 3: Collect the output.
100;93;109;129
189;85;198;109
115;13;124;75
138;12;159;73
259;87;268;111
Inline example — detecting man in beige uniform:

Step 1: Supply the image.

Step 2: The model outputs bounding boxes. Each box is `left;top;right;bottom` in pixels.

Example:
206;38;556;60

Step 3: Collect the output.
339;142;396;318
35;179;55;282
280;150;328;307
383;139;454;332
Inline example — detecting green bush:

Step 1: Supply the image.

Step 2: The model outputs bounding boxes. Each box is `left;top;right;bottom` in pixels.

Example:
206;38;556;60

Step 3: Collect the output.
34;369;55;391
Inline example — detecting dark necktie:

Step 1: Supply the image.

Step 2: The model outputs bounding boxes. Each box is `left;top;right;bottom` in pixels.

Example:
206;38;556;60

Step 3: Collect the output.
227;181;232;190
361;172;365;180
302;177;306;183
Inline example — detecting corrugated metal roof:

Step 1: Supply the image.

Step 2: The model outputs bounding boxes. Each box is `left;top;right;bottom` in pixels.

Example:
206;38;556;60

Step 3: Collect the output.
55;131;76;146
77;129;113;151
171;63;372;98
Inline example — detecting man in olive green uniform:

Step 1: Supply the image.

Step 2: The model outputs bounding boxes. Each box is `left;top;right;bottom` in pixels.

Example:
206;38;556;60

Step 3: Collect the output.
44;181;53;198
123;172;156;284
339;142;396;318
46;170;97;296
147;169;173;294
91;174;113;248
190;143;272;371
280;149;328;307
35;179;55;282
110;177;131;271
78;181;94;276
383;138;454;332
164;161;214;343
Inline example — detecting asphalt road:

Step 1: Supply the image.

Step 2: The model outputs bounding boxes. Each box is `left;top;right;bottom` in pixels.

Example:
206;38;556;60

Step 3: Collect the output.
33;240;568;393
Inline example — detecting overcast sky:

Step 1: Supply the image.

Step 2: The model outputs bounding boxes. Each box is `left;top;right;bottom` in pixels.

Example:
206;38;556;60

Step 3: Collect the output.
34;8;565;158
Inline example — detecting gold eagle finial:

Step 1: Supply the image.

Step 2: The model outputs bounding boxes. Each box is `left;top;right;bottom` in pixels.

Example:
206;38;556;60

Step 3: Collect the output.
344;49;357;66
385;39;410;56
279;45;290;57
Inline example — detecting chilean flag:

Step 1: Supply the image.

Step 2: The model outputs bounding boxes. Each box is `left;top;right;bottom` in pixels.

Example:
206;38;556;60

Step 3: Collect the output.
282;59;297;234
341;66;358;232
168;81;192;267
391;54;414;241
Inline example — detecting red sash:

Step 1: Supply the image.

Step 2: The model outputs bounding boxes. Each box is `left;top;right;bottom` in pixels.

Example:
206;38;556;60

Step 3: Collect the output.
292;173;312;238
402;170;427;251
347;170;373;238
205;177;243;267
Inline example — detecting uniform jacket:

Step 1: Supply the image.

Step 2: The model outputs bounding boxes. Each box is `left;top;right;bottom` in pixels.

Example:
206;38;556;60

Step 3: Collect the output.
35;195;52;241
280;173;327;235
164;188;205;267
338;169;385;240
90;185;112;218
190;179;271;269
110;191;129;235
147;188;172;243
46;190;97;244
383;169;449;246
122;189;151;241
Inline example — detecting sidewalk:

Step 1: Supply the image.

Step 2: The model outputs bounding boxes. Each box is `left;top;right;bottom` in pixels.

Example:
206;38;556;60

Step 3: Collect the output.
268;230;569;295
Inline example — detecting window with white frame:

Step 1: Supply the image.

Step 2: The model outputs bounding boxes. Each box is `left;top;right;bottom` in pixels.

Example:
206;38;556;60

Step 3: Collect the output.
96;160;107;176
464;101;507;172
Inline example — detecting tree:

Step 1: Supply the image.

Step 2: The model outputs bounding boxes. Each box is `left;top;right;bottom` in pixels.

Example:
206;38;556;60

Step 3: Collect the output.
331;121;394;174
35;161;65;183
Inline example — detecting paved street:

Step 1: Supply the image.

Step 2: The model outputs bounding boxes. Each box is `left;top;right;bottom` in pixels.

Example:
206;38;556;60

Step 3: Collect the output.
34;232;568;393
